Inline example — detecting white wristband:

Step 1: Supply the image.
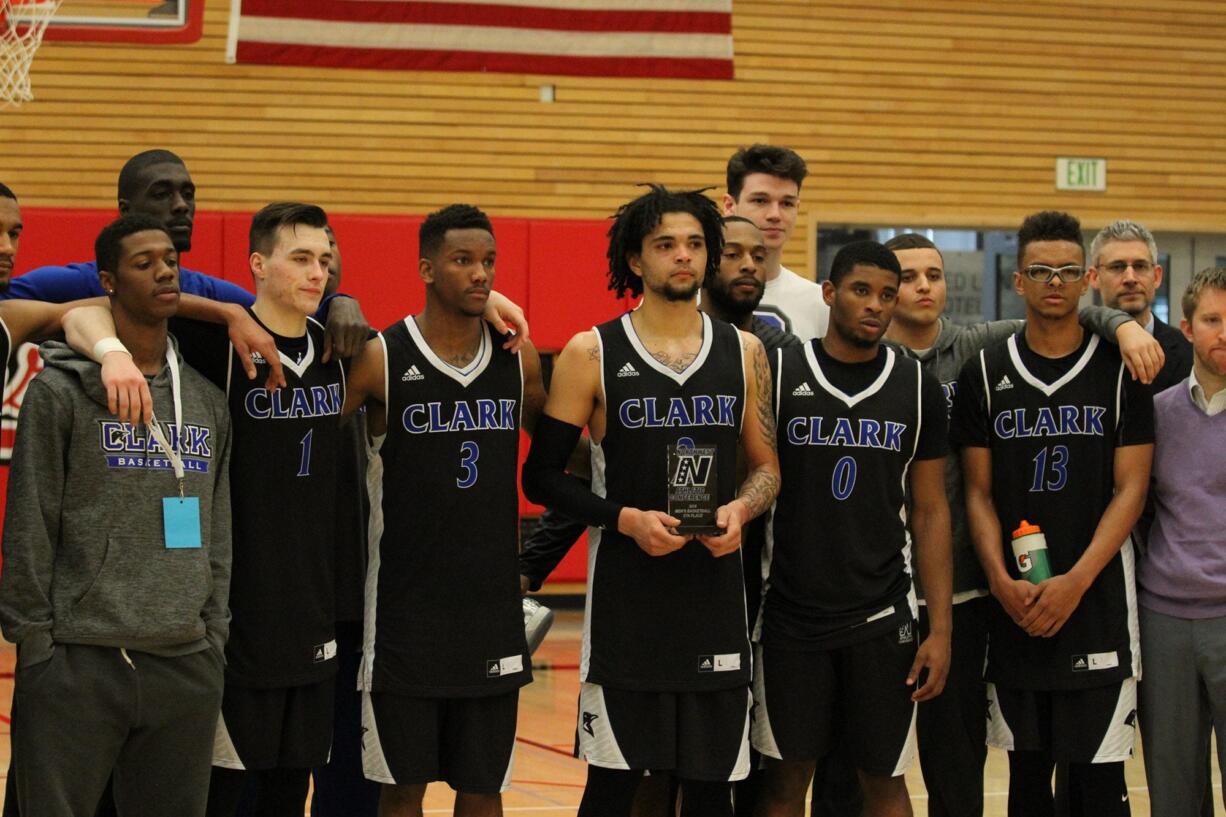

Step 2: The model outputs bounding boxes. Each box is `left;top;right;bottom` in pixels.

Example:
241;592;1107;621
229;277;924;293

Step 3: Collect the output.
93;337;131;362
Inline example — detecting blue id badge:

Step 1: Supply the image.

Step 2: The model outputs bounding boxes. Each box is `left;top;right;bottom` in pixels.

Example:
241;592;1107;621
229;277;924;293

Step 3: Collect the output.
163;497;202;549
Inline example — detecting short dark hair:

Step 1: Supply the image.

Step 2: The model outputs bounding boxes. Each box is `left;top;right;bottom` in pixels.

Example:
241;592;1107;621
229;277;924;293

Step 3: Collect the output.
726;144;808;200
1183;266;1226;320
721;215;759;229
828;240;902;285
1017;210;1083;269
419;204;494;259
883;232;943;261
117;149;186;201
95;214;167;277
606;184;723;299
0;182;16;202
249;201;329;255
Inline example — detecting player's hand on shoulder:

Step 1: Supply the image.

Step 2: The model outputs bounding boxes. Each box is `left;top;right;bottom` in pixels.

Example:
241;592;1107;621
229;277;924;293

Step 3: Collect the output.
908;629;951;702
227;308;286;390
101;350;153;426
618;508;687;557
1019;573;1086;638
991;576;1038;627
322;296;371;363
1116;320;1164;384
697;500;746;558
483;290;529;352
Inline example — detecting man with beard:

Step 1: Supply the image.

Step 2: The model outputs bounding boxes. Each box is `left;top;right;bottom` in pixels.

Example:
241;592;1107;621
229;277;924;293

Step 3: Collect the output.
523;185;780;817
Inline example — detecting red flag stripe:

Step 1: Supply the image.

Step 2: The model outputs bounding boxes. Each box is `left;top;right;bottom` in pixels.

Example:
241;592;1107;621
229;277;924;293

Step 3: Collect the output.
239;0;731;35
236;41;734;79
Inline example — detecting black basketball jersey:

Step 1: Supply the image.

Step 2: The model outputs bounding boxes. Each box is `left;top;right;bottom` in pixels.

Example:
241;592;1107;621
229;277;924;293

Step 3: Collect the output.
363;317;529;698
586;312;749;692
174;314;345;688
951;331;1153;690
763;341;940;650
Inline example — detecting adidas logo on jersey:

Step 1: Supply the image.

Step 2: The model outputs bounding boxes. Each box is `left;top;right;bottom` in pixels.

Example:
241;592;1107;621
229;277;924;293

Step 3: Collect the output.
250;351;266;365
1072;655;1089;671
995;375;1014;392
792;381;814;397
617;362;639;378
402;365;425;382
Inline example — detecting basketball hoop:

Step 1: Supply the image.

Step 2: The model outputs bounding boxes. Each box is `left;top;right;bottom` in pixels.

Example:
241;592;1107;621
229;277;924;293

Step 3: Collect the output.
1;0;62;107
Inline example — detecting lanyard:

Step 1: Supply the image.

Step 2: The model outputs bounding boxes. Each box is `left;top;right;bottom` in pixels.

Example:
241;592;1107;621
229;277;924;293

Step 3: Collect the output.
146;344;186;498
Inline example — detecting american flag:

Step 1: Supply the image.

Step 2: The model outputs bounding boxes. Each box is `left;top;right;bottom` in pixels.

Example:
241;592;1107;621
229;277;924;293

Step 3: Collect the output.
227;0;734;80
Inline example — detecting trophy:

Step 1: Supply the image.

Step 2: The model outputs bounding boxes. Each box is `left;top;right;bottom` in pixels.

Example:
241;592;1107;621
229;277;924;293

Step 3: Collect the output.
667;436;722;535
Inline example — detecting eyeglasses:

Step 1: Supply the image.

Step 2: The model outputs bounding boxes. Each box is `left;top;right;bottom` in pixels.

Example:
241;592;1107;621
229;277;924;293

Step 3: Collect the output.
1022;264;1085;283
1099;260;1154;275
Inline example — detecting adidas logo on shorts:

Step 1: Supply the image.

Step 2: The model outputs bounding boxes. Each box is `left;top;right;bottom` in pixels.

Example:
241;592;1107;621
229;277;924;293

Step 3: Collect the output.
792;381;814;397
995;375;1014;392
617;362;639;378
402;365;425;382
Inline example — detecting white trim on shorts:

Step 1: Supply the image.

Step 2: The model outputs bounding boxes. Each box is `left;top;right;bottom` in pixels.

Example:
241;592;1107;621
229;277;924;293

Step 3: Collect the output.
576;682;632;770
212;714;246;771
1092;677;1137;763
985;682;1017;753
889;703;918;777
360;690;397;784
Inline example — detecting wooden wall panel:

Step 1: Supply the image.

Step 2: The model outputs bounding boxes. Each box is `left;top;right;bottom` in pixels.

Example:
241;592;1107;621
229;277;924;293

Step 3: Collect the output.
5;0;1226;278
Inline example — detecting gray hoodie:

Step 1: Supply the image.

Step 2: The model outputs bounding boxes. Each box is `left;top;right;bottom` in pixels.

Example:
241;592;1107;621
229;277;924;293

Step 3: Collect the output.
907;307;1131;599
0;339;232;667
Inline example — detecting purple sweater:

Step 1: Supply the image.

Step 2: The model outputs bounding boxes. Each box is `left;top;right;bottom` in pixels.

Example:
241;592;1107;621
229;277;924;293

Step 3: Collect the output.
1138;382;1226;618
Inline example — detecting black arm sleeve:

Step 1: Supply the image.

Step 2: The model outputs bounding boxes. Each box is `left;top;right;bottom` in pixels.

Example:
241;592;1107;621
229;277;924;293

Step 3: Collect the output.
522;415;623;531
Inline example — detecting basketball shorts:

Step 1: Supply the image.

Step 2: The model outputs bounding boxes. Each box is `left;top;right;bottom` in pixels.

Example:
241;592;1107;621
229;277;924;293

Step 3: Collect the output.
986;678;1137;763
575;682;752;782
212;677;336;770
751;624;919;778
361;690;519;794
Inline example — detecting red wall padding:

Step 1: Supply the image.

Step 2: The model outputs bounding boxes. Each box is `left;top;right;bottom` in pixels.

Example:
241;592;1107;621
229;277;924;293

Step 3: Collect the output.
4;207;627;583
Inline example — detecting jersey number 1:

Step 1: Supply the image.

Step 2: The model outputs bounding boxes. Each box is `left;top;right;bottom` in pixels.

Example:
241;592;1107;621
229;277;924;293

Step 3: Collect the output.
297;429;313;477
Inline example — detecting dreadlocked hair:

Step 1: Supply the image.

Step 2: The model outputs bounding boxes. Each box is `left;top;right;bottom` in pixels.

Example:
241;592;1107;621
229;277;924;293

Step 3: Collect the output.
605;184;724;299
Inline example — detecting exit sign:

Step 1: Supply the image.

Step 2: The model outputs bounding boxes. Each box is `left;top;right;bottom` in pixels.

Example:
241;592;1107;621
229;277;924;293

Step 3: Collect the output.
1056;158;1107;191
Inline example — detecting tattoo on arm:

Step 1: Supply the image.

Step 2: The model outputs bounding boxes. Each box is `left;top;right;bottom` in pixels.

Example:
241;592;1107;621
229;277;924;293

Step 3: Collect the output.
734;339;780;520
587;345;600;361
737;467;780;519
751;341;778;455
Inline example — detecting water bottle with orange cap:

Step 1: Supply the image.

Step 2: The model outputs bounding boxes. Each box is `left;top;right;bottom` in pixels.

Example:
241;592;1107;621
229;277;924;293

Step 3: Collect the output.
1011;520;1053;584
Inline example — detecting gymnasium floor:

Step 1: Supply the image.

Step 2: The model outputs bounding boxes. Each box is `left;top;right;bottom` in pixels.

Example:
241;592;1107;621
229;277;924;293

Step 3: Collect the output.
0;610;1221;815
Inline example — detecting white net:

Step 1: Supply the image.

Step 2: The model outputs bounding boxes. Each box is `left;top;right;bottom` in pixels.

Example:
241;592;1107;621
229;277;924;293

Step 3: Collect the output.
1;0;62;107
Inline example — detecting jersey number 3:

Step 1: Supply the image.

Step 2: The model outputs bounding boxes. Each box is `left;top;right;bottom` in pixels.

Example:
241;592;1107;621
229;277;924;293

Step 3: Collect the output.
457;441;480;489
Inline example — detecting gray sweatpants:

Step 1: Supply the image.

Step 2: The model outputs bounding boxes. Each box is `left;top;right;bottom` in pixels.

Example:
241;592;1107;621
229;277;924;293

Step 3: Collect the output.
1138;606;1226;817
11;643;224;817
